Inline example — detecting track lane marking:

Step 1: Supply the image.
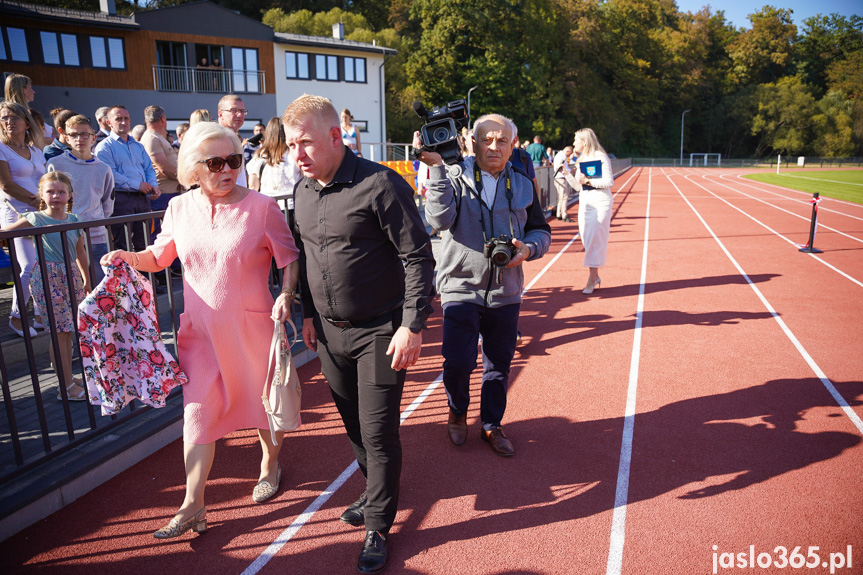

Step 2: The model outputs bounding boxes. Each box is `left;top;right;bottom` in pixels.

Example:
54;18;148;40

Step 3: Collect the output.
662;169;863;436
669;171;863;289
713;173;863;223
605;168;651;575
240;169;649;573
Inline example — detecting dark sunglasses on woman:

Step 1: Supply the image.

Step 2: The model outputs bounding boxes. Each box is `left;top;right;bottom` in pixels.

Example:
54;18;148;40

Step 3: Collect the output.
199;153;243;172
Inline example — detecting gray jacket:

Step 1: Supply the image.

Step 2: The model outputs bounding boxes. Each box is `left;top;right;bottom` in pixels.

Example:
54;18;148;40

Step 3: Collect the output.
425;156;551;307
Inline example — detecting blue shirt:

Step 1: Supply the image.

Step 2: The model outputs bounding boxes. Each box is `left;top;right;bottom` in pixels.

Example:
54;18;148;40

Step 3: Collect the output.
94;132;158;192
23;212;84;263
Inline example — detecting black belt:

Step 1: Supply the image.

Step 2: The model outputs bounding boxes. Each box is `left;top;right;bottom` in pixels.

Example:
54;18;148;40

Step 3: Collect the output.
114;189;146;195
582;184;596;191
323;308;394;329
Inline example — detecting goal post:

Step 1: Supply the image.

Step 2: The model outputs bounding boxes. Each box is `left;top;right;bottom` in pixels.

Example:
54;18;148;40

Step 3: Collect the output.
689;153;722;167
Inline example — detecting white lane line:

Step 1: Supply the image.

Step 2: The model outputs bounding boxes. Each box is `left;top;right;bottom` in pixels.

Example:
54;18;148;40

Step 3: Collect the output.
715;174;863;223
778;173;863;187
675;171;863;244
606;168;651;575
730;173;863;211
675;173;863;289
241;173;625;573
663;171;863;435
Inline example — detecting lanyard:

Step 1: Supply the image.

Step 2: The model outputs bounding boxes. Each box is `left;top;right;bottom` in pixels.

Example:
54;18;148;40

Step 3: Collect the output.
473;164;515;242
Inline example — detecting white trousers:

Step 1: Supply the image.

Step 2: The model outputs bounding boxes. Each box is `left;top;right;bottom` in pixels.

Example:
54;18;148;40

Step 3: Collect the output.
578;188;613;268
2;207;36;318
554;178;570;218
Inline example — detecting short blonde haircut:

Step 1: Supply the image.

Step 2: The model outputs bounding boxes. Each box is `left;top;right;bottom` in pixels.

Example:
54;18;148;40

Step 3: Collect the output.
283;94;339;133
177;122;242;188
473;114;516;142
65;114;93;132
574;128;607;157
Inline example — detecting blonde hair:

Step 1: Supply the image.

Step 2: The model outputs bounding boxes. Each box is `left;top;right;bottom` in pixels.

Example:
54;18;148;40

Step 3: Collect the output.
217;94;243;110
0;101;45;148
65;114;93;132
176;122;242;188
38;171;74;212
283;94;339;133
574;128;607;157
190;109;212;125
4;74;31;106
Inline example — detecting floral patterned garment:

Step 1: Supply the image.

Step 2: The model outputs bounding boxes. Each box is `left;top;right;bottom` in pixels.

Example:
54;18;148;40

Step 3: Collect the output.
77;260;187;415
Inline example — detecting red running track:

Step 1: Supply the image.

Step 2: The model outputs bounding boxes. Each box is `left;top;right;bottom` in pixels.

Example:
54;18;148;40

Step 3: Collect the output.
2;167;861;575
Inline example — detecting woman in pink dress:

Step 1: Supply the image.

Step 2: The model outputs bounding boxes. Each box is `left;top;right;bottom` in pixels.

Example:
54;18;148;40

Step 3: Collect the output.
102;122;299;538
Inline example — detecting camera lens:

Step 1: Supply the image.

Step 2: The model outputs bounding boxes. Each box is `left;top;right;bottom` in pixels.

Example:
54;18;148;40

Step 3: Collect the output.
490;245;512;267
432;126;452;144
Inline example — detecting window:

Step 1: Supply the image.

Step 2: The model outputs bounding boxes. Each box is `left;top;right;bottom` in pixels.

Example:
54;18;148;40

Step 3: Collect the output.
315;54;338;81
285;52;310;79
0;30;5;60
39;31;79;66
90;36;125;69
61;34;79;66
344;56;366;83
231;47;259;93
6;27;29;62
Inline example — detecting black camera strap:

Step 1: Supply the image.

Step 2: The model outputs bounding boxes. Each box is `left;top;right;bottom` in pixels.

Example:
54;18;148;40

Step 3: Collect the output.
473;163;516;243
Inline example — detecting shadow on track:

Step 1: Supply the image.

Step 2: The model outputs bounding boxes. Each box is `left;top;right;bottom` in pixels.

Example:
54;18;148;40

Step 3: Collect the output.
393;378;862;560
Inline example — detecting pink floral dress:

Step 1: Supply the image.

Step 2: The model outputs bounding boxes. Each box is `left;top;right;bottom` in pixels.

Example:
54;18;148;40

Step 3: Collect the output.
77;261;187;415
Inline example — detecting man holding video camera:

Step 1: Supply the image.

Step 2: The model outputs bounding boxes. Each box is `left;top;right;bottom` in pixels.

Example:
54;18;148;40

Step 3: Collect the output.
414;113;550;457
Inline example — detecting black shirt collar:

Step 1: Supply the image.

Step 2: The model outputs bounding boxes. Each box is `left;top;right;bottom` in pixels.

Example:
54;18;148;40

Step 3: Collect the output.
305;146;357;193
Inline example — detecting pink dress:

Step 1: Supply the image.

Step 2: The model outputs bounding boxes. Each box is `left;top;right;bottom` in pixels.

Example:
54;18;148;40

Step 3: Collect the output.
149;190;299;444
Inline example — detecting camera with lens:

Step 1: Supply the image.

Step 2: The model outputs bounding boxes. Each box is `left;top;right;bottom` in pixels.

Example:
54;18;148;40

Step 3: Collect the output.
411;99;469;165
484;234;517;268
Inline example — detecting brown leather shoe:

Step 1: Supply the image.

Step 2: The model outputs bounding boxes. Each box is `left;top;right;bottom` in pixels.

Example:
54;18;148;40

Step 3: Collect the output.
481;427;515;457
447;410;468;446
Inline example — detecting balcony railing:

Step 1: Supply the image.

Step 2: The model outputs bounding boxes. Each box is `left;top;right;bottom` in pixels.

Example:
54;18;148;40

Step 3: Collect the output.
152;65;265;94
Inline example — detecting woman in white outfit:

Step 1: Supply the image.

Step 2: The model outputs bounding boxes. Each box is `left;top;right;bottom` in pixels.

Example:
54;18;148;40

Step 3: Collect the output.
0;101;47;336
571;128;613;294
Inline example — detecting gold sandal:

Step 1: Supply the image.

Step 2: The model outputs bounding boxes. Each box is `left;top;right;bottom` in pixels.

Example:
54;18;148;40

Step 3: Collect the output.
153;507;207;539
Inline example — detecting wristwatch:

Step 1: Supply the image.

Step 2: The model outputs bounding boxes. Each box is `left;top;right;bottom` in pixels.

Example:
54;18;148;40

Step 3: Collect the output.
408;325;422;334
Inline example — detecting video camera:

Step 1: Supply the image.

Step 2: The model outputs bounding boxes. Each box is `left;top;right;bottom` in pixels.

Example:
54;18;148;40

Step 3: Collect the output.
412;99;469;165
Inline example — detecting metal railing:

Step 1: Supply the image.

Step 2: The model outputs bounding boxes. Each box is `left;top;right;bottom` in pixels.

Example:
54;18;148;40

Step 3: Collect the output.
152;65;265;94
0;203;296;484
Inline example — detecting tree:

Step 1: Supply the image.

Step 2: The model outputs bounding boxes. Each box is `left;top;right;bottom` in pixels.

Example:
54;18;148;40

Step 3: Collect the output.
750;76;817;156
728;6;796;86
405;0;570;144
796;14;863;94
812;91;855;157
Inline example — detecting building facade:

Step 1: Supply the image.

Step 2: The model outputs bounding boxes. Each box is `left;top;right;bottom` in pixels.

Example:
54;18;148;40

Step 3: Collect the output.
0;0;394;145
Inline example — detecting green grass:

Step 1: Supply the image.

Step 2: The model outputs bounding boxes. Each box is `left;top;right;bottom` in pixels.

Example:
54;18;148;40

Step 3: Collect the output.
743;170;863;204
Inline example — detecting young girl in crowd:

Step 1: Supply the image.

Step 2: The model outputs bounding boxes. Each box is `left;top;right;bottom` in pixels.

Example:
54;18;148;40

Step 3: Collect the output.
2;172;92;400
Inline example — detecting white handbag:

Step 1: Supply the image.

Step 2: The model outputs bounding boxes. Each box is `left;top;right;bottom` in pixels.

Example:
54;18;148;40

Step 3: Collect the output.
262;317;302;445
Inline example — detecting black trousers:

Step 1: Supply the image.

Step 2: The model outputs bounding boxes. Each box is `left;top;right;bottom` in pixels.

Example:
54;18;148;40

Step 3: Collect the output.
314;309;405;533
111;191;152;253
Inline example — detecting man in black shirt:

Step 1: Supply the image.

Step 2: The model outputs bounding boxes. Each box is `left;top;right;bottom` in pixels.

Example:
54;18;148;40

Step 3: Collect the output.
283;95;435;574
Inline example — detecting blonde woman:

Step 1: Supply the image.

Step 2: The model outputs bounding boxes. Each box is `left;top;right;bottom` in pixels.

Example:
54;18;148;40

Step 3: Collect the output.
189;109;212;125
101;122;299;538
1;101;48;336
4;74;55;140
571;128;614;294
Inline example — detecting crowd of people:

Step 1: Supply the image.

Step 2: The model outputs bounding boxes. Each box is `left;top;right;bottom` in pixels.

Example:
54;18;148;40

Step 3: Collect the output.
1;71;615;573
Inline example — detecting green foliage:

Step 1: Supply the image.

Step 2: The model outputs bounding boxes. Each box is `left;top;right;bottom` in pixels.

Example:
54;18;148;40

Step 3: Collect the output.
728;6;797;86
263;7;371;36
751;76;817;156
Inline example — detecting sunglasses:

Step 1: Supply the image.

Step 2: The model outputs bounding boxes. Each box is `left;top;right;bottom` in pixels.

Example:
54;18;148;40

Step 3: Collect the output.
198;153;243;172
